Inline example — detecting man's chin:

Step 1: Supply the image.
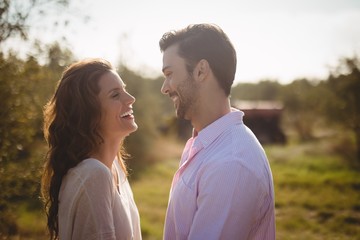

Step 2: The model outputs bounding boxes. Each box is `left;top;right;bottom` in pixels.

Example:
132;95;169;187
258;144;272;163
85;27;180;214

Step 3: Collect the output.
175;110;190;121
175;109;184;119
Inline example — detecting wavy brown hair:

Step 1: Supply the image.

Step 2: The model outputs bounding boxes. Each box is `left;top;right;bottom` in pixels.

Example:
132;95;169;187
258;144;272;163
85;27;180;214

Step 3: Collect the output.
41;58;127;239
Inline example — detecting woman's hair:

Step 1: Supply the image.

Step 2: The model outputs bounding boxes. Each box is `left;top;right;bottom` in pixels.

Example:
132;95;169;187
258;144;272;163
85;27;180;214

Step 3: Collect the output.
41;58;127;239
159;23;237;96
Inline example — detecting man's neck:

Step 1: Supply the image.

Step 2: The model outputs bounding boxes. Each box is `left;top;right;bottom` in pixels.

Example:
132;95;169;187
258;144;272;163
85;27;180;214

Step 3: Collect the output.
192;98;231;132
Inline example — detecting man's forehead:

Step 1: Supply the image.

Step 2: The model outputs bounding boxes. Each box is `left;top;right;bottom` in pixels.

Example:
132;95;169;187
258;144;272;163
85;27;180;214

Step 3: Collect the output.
162;46;183;70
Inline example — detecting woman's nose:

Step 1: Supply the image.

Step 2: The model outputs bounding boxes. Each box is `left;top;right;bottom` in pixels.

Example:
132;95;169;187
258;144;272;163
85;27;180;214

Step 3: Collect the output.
127;92;135;104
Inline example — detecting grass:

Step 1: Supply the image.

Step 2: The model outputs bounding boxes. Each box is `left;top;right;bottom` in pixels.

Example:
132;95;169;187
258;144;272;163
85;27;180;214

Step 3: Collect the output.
129;137;182;240
14;204;48;240
131;160;176;239
268;142;360;239
6;136;360;239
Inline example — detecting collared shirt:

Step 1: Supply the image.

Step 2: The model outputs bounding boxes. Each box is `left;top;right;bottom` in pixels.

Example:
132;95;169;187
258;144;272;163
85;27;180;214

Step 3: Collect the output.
164;109;275;240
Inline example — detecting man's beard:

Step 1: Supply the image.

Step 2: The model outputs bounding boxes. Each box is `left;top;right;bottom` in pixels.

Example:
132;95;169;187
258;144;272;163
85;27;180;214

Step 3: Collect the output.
175;74;198;120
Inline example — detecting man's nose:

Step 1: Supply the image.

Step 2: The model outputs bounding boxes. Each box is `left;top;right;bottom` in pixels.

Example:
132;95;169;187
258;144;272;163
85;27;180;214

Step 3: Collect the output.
161;79;169;95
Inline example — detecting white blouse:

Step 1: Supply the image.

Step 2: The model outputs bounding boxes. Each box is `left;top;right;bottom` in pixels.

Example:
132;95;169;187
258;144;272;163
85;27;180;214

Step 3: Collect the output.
59;158;141;240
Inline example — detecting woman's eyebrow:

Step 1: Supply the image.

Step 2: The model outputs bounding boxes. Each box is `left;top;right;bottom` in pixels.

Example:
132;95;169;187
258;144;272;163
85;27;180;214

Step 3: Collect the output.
107;87;120;94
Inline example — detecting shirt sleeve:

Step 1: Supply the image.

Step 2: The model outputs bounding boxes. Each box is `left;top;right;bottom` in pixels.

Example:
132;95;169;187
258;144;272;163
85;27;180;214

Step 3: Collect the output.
188;161;266;240
76;165;116;240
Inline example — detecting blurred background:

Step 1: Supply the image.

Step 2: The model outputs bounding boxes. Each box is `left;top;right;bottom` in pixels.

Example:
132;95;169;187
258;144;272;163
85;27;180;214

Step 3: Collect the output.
0;0;359;239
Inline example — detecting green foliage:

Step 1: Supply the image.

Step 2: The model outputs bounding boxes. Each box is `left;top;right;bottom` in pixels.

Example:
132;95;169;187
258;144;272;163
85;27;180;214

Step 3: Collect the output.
0;53;35;163
231;80;282;100
280;79;324;141
0;43;73;237
0;56;48;234
119;67;166;173
323;56;360;161
325;57;360;128
0;0;70;43
0;44;72;163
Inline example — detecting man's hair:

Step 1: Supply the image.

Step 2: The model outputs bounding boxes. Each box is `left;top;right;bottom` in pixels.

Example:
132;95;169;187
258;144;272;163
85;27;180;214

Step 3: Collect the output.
159;23;237;96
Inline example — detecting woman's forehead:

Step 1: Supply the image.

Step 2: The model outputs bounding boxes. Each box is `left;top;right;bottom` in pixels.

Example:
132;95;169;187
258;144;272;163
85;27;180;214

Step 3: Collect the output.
99;71;125;92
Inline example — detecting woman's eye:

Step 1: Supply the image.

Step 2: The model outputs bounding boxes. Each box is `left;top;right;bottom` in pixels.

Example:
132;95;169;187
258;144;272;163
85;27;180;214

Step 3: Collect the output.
112;93;120;98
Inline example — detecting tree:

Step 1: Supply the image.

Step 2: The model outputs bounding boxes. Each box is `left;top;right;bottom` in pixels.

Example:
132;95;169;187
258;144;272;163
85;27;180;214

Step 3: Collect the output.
231;80;282;101
280;79;322;141
0;0;69;44
118;67;164;174
0;43;73;236
325;56;360;162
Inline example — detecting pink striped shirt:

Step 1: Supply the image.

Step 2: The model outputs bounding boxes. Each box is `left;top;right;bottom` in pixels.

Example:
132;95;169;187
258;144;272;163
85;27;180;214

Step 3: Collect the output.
164;109;275;240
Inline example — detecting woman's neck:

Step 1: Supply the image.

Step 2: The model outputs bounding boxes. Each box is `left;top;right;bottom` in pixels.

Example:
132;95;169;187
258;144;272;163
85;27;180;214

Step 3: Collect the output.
91;141;120;169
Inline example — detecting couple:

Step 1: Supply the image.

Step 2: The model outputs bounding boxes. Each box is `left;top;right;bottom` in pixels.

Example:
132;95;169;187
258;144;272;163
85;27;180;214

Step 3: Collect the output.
41;23;275;240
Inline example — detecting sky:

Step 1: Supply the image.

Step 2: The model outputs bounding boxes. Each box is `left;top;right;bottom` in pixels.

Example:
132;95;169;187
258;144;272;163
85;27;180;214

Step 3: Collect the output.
6;0;360;84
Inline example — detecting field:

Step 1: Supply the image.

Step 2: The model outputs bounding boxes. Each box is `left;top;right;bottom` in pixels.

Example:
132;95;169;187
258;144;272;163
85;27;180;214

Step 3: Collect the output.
7;135;360;240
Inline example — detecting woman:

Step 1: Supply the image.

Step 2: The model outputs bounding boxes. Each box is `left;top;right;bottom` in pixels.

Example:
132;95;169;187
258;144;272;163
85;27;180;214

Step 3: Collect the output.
41;58;142;240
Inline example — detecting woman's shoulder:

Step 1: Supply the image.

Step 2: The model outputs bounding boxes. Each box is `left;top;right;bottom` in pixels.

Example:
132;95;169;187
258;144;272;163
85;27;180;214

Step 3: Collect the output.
69;158;112;182
60;159;113;200
78;158;109;170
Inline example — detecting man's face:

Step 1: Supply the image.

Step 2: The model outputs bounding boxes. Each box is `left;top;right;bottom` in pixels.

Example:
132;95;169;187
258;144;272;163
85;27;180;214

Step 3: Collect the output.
161;44;199;120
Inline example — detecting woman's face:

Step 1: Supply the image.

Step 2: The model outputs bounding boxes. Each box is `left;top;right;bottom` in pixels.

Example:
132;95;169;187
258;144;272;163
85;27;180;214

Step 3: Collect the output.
97;70;137;141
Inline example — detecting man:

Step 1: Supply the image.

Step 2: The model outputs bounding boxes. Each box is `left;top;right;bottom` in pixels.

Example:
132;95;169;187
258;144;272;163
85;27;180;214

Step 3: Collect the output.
159;23;275;240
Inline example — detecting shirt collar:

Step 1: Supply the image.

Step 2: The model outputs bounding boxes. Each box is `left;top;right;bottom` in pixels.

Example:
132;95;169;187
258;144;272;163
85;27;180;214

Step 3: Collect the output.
192;108;244;149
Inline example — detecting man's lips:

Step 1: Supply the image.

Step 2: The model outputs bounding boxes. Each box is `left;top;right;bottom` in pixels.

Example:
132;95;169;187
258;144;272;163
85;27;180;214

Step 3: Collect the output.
171;95;179;102
169;92;178;102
